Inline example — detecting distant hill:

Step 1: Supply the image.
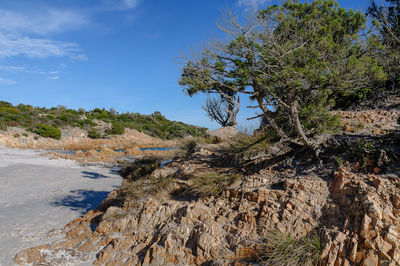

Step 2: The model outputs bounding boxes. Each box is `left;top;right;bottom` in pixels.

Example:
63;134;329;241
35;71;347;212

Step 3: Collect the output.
0;101;207;140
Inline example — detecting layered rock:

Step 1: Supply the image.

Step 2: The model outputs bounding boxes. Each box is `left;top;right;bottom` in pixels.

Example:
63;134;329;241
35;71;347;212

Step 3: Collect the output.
334;109;400;134
319;167;400;265
14;148;400;265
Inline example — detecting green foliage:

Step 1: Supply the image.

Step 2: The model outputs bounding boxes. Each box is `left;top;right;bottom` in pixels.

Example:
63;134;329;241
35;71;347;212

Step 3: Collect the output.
186;171;241;197
87;128;102;139
351;139;378;171
33;124;61;140
107;122;125;135
0;122;7;131
180;0;386;147
368;0;400;89
0;102;207;140
0;101;12;107
258;230;322;266
335;156;344;166
299;96;342;135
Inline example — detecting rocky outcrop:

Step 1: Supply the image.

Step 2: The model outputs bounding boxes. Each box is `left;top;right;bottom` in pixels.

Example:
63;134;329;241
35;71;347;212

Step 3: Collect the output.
334;109;400;134
319;167;400;265
14;144;400;265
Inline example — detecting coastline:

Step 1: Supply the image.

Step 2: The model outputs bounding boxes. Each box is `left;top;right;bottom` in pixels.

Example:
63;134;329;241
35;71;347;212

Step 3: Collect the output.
0;148;122;265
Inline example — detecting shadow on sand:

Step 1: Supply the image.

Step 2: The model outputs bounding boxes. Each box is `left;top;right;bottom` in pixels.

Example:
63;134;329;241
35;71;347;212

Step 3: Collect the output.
81;171;110;179
50;189;111;215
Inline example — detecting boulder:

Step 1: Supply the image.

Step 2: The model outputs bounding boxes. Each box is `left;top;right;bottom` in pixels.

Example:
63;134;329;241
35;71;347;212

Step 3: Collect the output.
206;126;238;142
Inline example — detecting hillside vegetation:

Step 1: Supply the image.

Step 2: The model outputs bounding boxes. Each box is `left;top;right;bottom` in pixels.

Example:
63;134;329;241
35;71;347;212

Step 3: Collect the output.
0;101;207;140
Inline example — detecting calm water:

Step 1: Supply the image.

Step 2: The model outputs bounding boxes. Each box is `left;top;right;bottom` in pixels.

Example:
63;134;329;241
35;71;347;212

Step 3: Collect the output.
49;147;176;155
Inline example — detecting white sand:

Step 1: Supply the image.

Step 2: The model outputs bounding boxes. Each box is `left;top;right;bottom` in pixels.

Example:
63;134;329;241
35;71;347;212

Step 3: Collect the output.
0;148;122;265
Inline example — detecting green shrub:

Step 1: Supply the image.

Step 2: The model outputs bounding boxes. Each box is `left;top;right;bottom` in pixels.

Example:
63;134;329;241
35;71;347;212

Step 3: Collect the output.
107;122;125;135
87;128;102;139
0;106;20;115
0;122;7;131
350;139;379;171
0;102;207;140
33;124;61;140
0;101;12;107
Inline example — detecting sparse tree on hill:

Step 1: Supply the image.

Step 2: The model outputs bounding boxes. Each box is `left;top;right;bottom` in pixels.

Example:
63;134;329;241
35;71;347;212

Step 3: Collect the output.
202;93;240;127
369;0;400;89
180;0;386;147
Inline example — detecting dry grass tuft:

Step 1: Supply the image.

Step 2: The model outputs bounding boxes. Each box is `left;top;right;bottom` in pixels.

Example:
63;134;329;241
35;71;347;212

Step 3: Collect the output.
221;133;270;167
186;171;241;197
120;158;161;181
122;175;173;202
177;140;198;157
119;157;174;205
259;230;322;266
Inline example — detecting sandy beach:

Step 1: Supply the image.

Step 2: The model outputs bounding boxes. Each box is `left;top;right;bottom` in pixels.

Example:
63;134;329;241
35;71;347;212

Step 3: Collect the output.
0;148;122;265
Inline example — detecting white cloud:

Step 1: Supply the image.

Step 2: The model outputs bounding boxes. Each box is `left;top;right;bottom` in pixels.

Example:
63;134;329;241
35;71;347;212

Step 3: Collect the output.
0;1;141;82
238;0;270;10
0;7;87;61
0;33;79;59
102;0;140;11
0;77;16;85
0;9;88;36
0;65;25;72
121;0;139;9
70;53;89;61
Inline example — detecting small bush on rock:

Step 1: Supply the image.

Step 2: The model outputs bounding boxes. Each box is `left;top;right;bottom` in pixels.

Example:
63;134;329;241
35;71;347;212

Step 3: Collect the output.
180;140;197;157
87;128;102;139
33;124;61;139
107;122;125;135
0;123;7;131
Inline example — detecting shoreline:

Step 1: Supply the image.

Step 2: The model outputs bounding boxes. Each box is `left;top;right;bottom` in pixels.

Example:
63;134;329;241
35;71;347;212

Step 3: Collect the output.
0;148;122;265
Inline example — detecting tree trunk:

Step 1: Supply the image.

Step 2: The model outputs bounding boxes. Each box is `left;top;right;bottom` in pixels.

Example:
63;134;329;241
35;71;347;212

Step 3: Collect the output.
226;95;240;126
256;96;287;138
289;101;316;148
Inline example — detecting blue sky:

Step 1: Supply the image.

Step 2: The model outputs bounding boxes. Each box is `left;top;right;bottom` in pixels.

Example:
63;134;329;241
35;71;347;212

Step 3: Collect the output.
0;0;370;130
